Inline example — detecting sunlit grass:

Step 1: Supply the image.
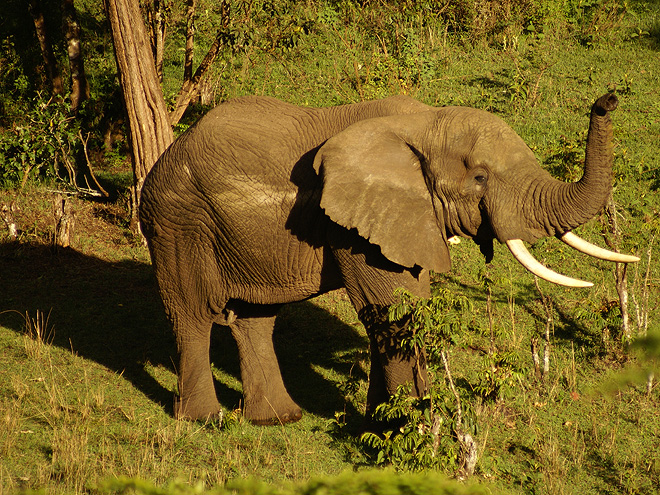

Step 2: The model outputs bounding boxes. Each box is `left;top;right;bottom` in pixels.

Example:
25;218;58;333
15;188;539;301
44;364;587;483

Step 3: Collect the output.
1;0;659;493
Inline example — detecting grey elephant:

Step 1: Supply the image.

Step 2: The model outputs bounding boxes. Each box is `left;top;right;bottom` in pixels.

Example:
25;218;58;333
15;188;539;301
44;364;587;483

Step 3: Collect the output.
140;93;637;425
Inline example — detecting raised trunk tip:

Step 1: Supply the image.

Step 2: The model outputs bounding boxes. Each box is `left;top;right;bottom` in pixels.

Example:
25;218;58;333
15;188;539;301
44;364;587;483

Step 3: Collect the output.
539;93;619;236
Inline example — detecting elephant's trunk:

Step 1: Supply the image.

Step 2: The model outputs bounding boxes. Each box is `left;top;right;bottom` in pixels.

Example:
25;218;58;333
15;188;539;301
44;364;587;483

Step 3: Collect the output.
535;93;618;235
503;93;638;288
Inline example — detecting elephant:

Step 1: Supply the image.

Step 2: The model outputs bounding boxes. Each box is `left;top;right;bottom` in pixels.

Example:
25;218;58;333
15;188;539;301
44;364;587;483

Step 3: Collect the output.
139;93;638;425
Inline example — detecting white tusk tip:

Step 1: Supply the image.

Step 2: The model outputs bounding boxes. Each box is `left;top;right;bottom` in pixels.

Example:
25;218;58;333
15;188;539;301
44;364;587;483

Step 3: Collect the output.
560;232;640;263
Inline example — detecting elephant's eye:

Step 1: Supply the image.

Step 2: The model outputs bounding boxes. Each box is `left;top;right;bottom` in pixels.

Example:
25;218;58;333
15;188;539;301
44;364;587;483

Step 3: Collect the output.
475;174;487;185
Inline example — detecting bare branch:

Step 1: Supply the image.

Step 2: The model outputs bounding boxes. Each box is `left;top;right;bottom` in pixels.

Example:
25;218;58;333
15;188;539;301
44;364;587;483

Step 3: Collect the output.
441;350;478;477
534;278;553;377
604;199;633;344
169;1;230;125
79;131;110;198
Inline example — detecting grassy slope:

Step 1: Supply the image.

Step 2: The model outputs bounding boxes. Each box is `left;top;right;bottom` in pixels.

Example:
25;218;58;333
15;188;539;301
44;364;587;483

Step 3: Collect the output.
1;2;659;494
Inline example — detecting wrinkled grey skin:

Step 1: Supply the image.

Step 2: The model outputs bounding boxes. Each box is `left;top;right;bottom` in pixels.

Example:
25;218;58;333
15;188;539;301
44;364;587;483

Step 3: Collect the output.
140;94;617;424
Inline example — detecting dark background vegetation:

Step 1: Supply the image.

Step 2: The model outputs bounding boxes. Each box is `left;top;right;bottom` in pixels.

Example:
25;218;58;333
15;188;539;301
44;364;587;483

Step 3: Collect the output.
0;0;659;494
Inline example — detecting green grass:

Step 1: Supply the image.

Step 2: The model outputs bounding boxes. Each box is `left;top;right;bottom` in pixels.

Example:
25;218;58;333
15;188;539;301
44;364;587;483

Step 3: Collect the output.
1;0;660;493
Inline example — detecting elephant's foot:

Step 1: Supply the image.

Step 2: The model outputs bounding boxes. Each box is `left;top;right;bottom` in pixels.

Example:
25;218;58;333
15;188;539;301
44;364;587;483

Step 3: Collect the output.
174;394;223;422
243;396;303;426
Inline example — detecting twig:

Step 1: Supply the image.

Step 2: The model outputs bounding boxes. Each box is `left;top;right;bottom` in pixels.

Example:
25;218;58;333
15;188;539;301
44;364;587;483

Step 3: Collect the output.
534;278;553;376
528;60;555;107
487;284;496;373
441;350;462;428
46;188;104;198
531;337;541;379
544;313;551;376
604;199;631;344
632;234;654;337
647;373;655;396
441;349;477;477
20;163;33;190
79;131;109;198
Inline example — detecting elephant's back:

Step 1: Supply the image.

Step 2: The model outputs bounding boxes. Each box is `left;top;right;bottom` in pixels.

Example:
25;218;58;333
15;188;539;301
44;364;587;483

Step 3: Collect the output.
140;96;336;305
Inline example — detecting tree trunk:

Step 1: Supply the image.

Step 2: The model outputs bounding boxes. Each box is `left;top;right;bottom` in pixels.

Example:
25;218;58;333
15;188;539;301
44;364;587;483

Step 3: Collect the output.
147;0;167;82
169;0;229;126
184;0;196;84
105;0;173;228
62;0;90;113
27;0;64;96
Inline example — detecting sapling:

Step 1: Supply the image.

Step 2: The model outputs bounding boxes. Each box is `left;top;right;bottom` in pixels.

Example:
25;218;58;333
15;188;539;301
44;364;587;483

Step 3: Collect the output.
360;288;477;474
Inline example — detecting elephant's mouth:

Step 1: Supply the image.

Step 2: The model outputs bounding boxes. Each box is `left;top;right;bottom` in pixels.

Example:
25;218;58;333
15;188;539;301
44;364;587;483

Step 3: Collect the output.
505;233;639;287
477;204;638;287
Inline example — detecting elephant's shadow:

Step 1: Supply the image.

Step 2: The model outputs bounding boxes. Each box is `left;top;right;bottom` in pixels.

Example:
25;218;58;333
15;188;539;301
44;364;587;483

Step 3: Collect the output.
0;241;367;421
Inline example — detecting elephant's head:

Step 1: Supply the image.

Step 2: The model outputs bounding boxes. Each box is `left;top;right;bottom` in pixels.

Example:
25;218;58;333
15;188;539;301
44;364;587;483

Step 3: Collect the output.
313;94;638;285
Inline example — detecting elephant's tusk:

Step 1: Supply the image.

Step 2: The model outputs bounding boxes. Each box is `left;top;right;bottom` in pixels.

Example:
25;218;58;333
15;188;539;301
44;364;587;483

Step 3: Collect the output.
559;231;640;263
506;239;594;288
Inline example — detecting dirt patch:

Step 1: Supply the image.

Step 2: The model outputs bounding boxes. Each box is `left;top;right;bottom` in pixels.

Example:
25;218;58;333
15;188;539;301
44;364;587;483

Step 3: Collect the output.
0;187;147;262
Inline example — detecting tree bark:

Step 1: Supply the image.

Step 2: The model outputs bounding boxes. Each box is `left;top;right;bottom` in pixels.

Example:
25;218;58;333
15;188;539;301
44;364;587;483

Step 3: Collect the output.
146;0;167;82
27;0;64;96
105;0;174;226
184;0;196;84
169;0;229;126
62;0;90;113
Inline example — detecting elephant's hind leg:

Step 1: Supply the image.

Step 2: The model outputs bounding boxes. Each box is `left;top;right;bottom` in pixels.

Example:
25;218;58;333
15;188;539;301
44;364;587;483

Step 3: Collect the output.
173;314;223;421
148;232;224;421
229;304;302;425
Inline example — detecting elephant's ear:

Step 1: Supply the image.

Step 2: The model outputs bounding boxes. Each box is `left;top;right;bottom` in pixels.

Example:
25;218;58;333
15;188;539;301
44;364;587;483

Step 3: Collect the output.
313;117;451;273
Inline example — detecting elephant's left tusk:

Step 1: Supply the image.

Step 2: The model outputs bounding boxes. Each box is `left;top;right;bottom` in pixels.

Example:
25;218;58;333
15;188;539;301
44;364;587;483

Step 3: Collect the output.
559;231;640;263
506;239;593;288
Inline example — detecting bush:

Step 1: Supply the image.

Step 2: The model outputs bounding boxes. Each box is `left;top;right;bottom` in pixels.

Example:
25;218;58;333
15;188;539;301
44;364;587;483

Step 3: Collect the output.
102;469;492;495
0;94;80;189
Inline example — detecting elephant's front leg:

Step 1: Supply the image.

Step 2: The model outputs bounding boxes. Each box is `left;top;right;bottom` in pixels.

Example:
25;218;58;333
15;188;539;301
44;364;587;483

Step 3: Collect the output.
361;306;429;417
328;224;431;420
229;304;302;425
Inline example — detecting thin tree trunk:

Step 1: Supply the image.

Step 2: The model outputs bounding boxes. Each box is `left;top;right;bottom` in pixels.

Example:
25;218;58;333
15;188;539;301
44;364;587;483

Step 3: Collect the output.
62;0;90;113
169;0;229;125
633;235;653;337
27;0;64;96
147;0;167;82
184;0;196;84
105;0;174;230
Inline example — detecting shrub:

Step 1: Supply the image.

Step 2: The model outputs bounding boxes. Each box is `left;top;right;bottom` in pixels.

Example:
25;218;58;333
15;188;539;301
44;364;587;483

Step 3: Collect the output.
102;469;492;495
359;289;479;474
0;94;80;189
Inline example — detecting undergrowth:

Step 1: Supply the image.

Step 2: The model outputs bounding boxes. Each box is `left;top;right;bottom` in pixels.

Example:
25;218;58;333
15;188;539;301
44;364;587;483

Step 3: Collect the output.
1;0;659;494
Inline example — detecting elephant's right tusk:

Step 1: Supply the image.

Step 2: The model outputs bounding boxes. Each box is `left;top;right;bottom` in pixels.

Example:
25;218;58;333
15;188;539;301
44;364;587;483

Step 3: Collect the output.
559;231;640;263
506;239;594;288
